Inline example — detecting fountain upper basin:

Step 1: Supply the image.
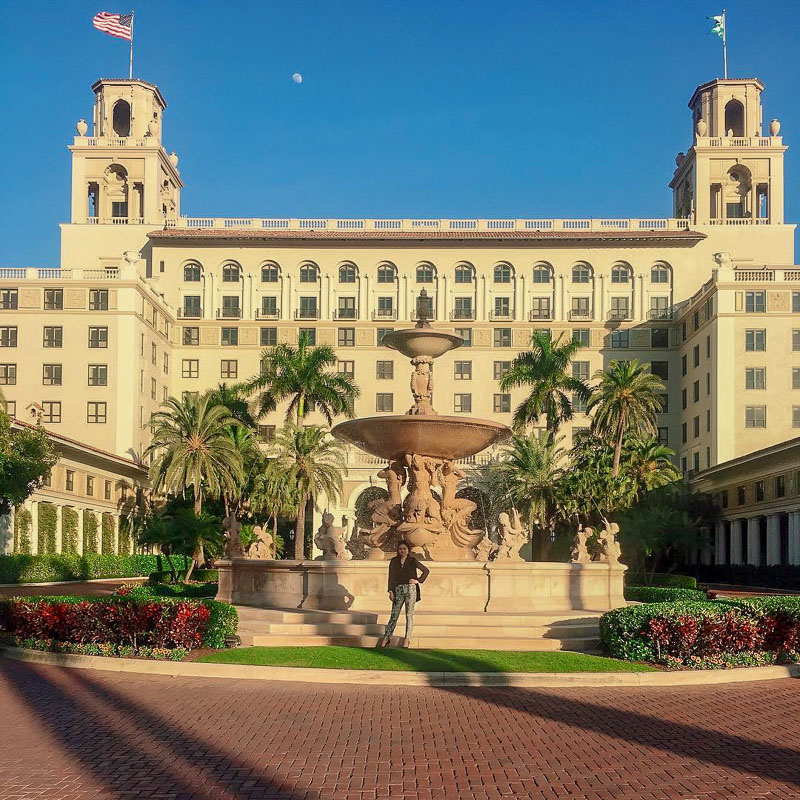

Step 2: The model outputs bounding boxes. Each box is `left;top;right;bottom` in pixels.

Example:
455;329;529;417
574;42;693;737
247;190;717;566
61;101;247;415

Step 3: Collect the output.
332;415;511;461
380;328;463;359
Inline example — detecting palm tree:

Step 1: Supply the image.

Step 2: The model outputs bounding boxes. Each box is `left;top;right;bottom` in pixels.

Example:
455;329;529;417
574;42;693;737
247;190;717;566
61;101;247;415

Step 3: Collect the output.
145;394;245;577
250;459;300;553
247;332;360;426
205;383;258;428
269;424;348;559
587;360;665;477
622;436;681;494
499;330;590;438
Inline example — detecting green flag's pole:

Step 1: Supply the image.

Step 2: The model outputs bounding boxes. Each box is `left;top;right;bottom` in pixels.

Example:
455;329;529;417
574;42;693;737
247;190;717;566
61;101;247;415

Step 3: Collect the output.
722;9;727;79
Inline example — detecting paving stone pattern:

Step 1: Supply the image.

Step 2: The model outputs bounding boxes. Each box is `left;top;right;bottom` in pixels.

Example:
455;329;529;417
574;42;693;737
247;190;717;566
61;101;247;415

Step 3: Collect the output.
1;659;799;799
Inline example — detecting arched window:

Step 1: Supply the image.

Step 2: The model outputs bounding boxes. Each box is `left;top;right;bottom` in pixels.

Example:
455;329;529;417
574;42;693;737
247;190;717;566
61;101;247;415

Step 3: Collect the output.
339;264;356;283
222;263;240;283
454;264;473;284
299;263;318;283
572;264;592;284
112;100;131;137
261;263;279;283
416;264;434;284
183;263;201;282
611;264;630;284
724;100;744;137
651;264;670;284
377;264;396;284
532;264;552;284
493;263;512;284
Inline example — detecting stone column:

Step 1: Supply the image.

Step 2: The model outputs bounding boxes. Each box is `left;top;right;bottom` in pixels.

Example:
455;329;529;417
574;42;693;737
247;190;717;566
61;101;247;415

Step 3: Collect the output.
714;520;726;565
746;517;761;566
788;511;800;566
730;518;744;565
766;514;781;566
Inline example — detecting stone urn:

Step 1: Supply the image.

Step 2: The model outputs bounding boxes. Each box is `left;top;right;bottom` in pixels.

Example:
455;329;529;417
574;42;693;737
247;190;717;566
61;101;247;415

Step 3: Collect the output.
675;152;685;167
76;119;88;136
169;151;179;167
695;118;707;137
770;118;781;136
148;118;159;136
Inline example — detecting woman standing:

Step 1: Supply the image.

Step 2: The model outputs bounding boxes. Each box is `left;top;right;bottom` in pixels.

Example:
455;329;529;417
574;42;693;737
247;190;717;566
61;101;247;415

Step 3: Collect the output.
378;540;430;648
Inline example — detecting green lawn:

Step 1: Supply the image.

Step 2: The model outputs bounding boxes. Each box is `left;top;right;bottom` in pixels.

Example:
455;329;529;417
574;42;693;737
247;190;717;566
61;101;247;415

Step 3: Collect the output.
196;646;656;673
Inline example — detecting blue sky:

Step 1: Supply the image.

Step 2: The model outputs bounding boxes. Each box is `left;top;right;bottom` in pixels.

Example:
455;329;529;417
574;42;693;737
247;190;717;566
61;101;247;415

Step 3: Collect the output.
0;0;797;265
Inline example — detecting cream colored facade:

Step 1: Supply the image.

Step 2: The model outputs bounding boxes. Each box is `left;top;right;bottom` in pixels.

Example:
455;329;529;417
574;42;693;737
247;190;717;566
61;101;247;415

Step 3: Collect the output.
1;75;799;541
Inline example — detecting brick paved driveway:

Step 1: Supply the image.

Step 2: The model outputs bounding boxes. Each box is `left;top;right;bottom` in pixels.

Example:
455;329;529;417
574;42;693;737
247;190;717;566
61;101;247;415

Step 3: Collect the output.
1;659;799;800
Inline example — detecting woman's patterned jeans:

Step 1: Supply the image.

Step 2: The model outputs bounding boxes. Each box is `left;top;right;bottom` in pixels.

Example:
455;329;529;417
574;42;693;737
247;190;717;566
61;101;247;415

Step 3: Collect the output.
384;584;416;640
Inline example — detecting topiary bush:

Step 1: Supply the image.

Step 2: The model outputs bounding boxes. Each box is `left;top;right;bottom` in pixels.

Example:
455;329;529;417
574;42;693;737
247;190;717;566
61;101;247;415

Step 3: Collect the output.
0;553;189;584
101;513;115;554
118;517;132;555
37;503;57;555
13;507;32;555
625;572;697;589
83;511;98;554
624;586;707;603
62;508;79;555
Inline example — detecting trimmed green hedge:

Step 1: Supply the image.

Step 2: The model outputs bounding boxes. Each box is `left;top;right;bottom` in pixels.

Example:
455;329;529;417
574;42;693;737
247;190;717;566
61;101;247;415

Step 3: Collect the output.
624;586;707;603
118;582;218;600
101;513;115;554
625;572;697;589
0;554;190;585
62;508;79;555
38;503;57;555
83;511;98;554
13;507;32;555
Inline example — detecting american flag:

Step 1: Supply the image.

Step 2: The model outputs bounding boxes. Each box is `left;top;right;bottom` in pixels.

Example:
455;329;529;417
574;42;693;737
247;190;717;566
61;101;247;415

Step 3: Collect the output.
92;12;133;41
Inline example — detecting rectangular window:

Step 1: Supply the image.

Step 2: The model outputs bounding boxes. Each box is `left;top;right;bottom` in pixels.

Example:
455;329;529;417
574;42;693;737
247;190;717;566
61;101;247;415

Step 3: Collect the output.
182;296;202;318
42;364;62;385
86;476;94;497
493;328;512;348
493;393;511;413
657;427;669;446
454;361;472;380
693;311;700;331
793;330;800;351
651;328;668;348
493;361;511;380
151;342;157;365
150;377;157;400
453;297;473;320
706;372;711;396
42;401;61;423
163;352;169;374
693;416;700;438
455;328;472;347
746;367;766;390
610;330;629;348
650;361;669;381
649;296;669;319
376;393;393;412
376;360;394;380
221;296;241;318
43;326;62;348
182;359;199;379
793;368;800;390
721;489;728;509
0;289;18;310
572;328;590;347
220;359;238;379
261;296;278;317
572;360;589;409
260;327;277;347
745;291;766;313
693;451;700;472
659;393;669;413
681;456;688;474
691;345;699;368
792;292;800;313
706;335;711;358
338;328;355;347
337;360;354;378
706;408;711;432
0;363;16;385
756;481;765;502
257;425;276;442
776;475;786;499
221;327;238;346
571;297;590;318
183;326;199;346
44;289;63;310
299;327;316;345
609;297;630;319
89;289;109;311
88;327;108;348
377;328;394;347
681;354;687;376
745;329;766;351
745;406;767;428
88;364;107;386
693;380;700;402
299;296;318;319
66;470;74;491
87;402;107;423
337;297;356;319
454;393;472;413
494;297;511;318
376;297;395;319
105;480;112;501
681;388;687;410
793;407;800;428
681;422;687;443
531;297;551;319
737;486;746;505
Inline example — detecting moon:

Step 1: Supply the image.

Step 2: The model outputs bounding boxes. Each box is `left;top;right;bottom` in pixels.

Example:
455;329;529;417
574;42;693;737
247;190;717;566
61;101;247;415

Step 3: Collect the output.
292;73;303;84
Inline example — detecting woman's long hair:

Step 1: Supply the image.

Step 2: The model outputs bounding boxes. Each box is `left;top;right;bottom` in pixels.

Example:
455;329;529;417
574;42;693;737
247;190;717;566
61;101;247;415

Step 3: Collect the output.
395;539;410;555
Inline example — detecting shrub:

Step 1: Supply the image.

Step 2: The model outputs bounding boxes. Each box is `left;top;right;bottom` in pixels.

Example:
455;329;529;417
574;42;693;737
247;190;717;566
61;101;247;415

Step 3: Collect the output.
101;513;115;554
0;594;235;652
8;637;187;661
13;507;32;555
624;586;707;603
118;517;132;555
116;582;218;600
83;511;98;554
0;553;190;584
625;572;697;589
38;503;57;555
62;508;79;554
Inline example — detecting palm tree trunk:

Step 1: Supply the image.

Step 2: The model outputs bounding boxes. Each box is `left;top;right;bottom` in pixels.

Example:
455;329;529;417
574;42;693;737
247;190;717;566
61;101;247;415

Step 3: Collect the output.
272;512;278;559
296;393;305;427
294;494;308;560
187;487;203;582
612;413;626;477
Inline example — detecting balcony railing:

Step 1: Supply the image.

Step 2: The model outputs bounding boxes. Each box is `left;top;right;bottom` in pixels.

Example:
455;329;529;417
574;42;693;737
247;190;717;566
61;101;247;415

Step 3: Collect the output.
372;309;398;321
528;309;553;321
295;309;320;320
178;308;203;319
255;308;280;319
450;310;475;321
607;309;632;321
708;217;772;226
86;217;145;225
216;308;242;319
488;311;513;321
333;309;358;320
648;308;674;320
568;309;593;321
699;135;778;148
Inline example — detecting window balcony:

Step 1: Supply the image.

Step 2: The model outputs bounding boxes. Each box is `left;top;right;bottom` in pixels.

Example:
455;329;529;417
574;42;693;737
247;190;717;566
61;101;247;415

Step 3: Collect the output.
178;308;203;319
648;308;674;320
334;308;358;320
450;310;475;321
295;309;320;320
569;309;593;321
372;309;398;321
217;308;242;319
488;311;513;321
607;309;632;321
529;309;553;321
255;308;280;320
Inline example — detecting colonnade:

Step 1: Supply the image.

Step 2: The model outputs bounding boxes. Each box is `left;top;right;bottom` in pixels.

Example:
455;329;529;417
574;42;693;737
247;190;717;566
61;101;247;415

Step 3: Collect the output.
714;511;800;566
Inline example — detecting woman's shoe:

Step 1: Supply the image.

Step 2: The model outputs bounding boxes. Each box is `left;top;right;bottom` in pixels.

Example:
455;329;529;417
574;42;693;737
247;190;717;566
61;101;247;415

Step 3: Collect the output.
376;636;390;648
401;637;411;648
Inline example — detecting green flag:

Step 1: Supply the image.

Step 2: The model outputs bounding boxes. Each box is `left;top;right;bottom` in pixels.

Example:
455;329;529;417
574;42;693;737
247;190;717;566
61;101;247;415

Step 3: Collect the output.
708;14;725;38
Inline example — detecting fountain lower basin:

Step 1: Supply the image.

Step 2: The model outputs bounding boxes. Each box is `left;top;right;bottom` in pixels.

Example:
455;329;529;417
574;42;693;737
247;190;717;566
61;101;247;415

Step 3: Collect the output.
332;415;510;461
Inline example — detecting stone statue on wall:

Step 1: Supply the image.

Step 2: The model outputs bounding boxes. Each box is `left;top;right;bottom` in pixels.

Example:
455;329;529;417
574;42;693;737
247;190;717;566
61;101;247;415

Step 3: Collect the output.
315;512;349;560
437;461;483;552
495;509;528;562
408;357;436;415
222;513;244;559
570;526;592;563
474;533;498;562
248;525;274;559
360;460;405;556
596;522;622;565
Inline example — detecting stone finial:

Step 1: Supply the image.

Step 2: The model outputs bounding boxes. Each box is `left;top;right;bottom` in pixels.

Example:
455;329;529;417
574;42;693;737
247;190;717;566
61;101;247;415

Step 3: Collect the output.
169;151;179;167
675;152;685;167
713;251;732;270
770;118;781;137
76;119;88;136
695;118;707;137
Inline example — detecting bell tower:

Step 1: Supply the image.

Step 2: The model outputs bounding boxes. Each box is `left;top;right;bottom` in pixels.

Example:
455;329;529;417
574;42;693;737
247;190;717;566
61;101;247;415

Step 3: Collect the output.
669;78;787;225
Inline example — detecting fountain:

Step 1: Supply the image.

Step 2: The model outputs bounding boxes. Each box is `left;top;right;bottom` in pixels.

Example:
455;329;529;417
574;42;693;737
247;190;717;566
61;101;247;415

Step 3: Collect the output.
216;292;626;624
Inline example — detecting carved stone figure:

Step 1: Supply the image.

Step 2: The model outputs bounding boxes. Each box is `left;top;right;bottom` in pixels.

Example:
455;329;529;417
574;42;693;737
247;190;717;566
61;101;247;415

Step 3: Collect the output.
360;460;405;556
437;461;483;555
713;251;732;270
222;513;244;559
408;357;436;416
474;533;498;561
315;512;349;560
597;522;622;565
495;509;528;562
248;524;274;559
570;526;592;564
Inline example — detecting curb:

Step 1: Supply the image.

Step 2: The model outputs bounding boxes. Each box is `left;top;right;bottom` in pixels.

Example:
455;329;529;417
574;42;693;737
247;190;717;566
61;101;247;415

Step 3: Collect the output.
2;645;799;687
0;577;149;589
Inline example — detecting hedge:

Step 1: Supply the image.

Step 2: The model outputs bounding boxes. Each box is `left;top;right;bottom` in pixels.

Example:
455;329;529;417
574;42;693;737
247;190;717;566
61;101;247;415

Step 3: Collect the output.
118;517;132;555
0;554;190;584
83;511;98;554
117;582;218;600
101;513;115;554
0;594;236;652
62;508;79;555
600;597;800;668
694;564;800;590
38;503;57;555
625;572;697;589
624;586;707;603
13;507;32;555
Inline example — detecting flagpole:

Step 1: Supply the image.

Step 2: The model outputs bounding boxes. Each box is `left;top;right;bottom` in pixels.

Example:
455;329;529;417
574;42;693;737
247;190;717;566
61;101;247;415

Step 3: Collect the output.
129;11;134;79
722;8;727;78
